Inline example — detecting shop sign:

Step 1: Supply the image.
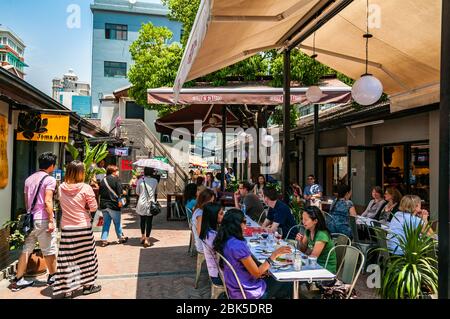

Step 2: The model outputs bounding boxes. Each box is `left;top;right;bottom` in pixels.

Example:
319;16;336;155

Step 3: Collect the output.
16;113;69;143
0;115;8;189
121;159;132;171
114;147;129;156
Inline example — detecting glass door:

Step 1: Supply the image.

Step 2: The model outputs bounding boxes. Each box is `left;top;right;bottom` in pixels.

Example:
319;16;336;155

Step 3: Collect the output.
348;146;381;212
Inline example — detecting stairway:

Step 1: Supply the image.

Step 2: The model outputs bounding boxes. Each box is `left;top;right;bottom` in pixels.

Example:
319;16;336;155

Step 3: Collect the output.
120;119;188;198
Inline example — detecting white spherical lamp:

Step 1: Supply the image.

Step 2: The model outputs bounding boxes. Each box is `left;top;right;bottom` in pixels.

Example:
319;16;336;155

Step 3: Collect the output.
306;86;323;103
262;134;274;147
351;74;383;106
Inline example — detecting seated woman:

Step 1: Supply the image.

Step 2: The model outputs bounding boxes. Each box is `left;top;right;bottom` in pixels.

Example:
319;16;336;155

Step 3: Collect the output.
296;206;337;274
199;203;225;285
361;186;386;219
326;184;356;239
192;188;216;254
213;209;292;299
183;183;198;220
375;186;402;223
387;195;433;255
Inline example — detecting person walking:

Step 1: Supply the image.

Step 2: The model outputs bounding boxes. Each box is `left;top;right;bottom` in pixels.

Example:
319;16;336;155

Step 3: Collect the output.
99;165;128;247
9;152;58;291
53;161;101;298
136;167;159;248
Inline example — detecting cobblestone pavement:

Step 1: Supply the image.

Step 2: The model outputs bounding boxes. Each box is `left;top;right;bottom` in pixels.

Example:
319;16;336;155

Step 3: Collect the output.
0;202;379;299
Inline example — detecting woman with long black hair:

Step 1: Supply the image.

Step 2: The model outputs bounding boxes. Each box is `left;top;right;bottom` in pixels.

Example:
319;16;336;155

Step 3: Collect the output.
213;209;292;299
296;206;337;273
199;203;224;285
136;167;158;248
183;183;198;220
253;175;266;200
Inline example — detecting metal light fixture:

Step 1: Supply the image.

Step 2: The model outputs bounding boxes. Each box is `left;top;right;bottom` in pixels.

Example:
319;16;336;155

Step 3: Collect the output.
306;32;323;103
351;0;383;106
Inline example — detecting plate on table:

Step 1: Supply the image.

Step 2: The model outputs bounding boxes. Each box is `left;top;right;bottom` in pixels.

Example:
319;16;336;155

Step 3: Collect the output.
274;254;294;266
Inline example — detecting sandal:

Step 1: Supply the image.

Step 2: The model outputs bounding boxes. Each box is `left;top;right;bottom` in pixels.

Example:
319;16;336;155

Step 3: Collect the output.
83;284;102;295
100;241;109;247
118;237;128;244
143;241;150;248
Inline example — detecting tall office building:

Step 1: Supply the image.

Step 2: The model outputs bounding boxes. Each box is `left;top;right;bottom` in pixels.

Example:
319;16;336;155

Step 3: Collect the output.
91;0;182;118
0;25;27;79
52;69;92;117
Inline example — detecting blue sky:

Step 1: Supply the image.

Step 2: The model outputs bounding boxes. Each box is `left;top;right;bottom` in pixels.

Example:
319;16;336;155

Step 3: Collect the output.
0;0;161;96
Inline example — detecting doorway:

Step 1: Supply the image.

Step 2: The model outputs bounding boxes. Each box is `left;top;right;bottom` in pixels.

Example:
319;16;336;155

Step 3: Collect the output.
348;146;381;212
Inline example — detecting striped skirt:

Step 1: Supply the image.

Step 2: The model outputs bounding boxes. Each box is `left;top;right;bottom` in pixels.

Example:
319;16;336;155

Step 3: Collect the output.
53;227;99;296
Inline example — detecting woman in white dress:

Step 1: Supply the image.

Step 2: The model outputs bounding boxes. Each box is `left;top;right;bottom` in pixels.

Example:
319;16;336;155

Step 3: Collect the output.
136;167;159;248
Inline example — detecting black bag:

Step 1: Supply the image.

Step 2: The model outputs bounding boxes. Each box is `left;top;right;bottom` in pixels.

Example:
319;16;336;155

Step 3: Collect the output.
143;179;161;216
18;175;49;236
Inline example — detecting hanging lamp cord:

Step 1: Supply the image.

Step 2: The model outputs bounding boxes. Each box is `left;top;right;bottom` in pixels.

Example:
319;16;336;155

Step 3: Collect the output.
365;0;370;75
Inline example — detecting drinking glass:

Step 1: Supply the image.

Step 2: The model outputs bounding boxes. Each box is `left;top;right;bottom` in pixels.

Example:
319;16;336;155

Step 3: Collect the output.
275;227;283;244
308;256;318;268
293;252;302;271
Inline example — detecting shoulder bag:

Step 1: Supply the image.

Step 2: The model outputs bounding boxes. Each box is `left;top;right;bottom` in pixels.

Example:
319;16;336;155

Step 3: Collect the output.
143;179;161;216
18;174;49;236
103;177;126;208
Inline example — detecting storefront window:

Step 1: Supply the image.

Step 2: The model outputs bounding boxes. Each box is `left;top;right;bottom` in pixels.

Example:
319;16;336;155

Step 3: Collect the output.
383;145;405;194
410;144;430;205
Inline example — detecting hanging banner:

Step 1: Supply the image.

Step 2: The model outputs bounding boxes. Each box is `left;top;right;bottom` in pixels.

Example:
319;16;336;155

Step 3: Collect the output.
0;114;8;189
16;113;69;143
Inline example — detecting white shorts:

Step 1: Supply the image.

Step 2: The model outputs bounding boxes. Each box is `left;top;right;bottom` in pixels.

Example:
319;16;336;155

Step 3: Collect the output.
22;219;57;256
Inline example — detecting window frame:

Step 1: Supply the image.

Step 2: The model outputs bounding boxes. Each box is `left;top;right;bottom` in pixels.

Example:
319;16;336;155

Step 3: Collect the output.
105;23;128;41
104;61;127;78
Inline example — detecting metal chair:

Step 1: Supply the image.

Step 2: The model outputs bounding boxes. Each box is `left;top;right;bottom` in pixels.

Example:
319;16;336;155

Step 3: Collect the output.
325;245;365;299
202;240;226;299
257;209;268;225
368;224;390;266
216;252;247;299
349;216;376;272
286;224;305;240
186;208;195;255
191;222;206;288
322;211;333;224
331;233;352;268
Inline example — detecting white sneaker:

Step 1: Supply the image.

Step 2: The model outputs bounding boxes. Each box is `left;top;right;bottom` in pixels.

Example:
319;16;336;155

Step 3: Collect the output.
10;278;34;291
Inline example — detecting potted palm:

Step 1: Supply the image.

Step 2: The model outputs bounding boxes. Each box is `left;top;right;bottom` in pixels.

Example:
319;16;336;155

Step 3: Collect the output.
377;220;438;299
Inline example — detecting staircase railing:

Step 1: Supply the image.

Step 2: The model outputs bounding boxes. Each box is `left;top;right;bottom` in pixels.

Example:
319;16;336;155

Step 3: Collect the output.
120;119;188;196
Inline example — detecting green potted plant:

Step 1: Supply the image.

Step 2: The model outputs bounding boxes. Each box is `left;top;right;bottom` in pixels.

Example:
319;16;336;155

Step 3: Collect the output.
65;138;109;184
377;220;438;299
2;215;47;276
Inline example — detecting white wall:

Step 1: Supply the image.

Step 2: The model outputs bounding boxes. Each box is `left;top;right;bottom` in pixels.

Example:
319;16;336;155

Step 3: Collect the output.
0;101;14;226
372;113;429;144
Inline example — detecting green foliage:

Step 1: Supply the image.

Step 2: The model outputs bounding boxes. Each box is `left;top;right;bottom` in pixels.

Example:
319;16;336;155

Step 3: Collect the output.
2;215;25;251
226;179;239;193
377;219;437;299
289;199;304;225
269;105;300;128
162;0;201;47
128;22;184;117
266;182;281;193
65;139;108;183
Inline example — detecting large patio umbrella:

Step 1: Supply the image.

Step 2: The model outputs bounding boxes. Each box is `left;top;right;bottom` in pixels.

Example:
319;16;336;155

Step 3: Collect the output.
172;0;449;297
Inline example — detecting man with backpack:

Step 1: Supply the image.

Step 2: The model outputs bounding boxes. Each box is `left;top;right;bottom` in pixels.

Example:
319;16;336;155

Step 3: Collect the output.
9;152;58;291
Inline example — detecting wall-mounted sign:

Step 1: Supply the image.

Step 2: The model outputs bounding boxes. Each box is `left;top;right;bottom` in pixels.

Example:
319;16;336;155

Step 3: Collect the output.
114;147;129;156
0;114;8;189
121;159;132;171
16;113;69;143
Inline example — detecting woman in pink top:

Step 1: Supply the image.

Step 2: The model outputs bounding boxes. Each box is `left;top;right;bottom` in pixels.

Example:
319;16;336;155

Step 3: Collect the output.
53;161;101;298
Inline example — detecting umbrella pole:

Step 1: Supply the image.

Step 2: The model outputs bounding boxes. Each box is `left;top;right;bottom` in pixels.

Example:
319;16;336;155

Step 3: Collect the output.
282;49;291;203
439;0;450;299
221;105;227;192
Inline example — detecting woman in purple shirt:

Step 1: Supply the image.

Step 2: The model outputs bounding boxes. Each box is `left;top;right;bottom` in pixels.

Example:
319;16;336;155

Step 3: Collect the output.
213;209;293;299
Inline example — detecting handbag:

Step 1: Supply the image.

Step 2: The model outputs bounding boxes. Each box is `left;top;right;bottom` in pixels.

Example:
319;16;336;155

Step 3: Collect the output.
18;174;49;237
143;179;161;216
103;177;126;208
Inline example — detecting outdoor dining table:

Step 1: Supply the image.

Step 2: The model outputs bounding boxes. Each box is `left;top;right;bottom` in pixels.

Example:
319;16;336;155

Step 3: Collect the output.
243;216;335;299
356;215;390;231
